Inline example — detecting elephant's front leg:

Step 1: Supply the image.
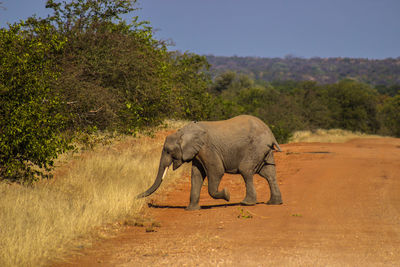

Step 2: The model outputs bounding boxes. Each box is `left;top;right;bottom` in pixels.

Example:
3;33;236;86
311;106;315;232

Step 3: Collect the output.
186;160;206;210
207;170;230;202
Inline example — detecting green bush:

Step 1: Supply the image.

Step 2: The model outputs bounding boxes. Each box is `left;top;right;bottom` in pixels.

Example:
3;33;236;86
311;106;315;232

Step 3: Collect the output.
0;21;70;183
45;0;168;132
45;0;214;132
326;80;379;133
169;53;214;121
1;0;216;182
379;94;400;137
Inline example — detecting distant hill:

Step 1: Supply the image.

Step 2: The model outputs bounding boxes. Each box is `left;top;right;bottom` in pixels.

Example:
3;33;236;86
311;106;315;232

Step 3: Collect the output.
206;55;400;86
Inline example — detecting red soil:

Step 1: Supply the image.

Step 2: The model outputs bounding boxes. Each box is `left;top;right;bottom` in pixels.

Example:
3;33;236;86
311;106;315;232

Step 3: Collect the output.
56;138;400;266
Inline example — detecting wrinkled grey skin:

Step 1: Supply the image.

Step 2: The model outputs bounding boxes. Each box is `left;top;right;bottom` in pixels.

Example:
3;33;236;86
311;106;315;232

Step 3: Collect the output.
137;115;283;210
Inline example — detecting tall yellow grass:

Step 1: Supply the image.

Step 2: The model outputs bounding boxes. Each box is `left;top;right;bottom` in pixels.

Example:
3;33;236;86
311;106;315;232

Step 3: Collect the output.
289;129;383;143
0;131;188;267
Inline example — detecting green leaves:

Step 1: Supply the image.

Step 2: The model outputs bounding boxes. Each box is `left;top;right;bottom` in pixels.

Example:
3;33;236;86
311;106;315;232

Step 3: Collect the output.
327;80;379;133
0;21;70;183
0;0;213;183
46;0;137;33
379;94;400;137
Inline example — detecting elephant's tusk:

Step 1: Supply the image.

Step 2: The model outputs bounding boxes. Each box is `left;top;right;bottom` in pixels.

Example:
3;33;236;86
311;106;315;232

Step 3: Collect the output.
161;166;169;181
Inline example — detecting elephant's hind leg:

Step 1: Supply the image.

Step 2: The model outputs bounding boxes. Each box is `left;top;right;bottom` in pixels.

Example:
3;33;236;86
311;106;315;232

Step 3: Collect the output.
240;172;257;205
258;162;283;205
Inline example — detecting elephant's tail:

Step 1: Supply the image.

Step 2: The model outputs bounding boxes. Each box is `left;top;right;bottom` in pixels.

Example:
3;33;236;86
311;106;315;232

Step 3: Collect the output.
272;141;282;152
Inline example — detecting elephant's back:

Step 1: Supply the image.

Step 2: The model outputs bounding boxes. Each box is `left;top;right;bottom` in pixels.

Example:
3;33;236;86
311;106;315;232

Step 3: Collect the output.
200;115;272;136
199;115;275;149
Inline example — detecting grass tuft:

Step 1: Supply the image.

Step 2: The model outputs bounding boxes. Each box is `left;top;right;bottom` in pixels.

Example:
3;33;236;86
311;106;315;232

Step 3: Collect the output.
290;129;383;143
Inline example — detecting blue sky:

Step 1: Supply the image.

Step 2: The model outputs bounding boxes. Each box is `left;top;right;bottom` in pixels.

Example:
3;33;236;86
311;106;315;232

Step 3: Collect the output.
1;0;399;59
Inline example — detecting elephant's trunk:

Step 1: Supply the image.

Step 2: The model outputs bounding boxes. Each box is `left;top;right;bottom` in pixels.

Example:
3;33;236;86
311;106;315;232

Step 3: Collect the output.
136;167;169;198
136;153;171;199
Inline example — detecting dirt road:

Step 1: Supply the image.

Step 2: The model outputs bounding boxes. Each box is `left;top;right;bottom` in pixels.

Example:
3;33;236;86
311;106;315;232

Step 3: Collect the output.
57;138;400;266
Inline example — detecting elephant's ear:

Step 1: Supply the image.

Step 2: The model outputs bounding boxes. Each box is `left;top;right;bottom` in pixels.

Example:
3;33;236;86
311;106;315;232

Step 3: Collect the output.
179;123;206;161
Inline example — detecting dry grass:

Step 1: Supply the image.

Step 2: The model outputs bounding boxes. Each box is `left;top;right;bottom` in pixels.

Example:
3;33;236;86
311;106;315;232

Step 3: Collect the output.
290;129;383;143
161;119;189;130
0;131;188;267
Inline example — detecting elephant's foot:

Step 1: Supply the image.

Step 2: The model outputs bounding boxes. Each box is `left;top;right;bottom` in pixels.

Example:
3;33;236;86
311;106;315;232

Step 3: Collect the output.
185;204;201;211
240;195;257;206
208;188;230;201
240;200;257;206
222;188;230;202
240;201;256;206
267;196;283;205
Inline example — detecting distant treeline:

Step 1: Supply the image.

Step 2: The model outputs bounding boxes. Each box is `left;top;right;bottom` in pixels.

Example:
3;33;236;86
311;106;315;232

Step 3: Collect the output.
207;72;400;142
207;55;400;95
1;0;399;183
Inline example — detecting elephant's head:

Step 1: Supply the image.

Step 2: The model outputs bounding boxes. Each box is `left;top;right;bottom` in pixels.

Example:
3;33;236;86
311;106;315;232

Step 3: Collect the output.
137;123;206;198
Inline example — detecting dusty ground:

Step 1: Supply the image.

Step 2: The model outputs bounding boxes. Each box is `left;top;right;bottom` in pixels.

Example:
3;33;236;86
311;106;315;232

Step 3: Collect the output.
56;138;400;266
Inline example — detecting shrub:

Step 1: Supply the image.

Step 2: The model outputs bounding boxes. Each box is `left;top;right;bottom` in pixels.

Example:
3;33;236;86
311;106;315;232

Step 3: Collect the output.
0;20;70;183
45;0;214;132
327;80;380;133
379;94;400;137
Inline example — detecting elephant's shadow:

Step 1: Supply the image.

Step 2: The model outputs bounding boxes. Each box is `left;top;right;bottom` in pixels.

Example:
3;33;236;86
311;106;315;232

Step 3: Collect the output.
147;202;266;210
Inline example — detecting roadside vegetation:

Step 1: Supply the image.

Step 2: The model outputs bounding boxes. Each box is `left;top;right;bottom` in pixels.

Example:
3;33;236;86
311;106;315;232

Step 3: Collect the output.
0;0;212;183
289;129;383;143
0;0;399;266
0;124;189;267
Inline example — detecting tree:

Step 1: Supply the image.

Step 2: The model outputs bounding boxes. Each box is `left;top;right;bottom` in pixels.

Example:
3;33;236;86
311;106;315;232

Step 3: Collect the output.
44;0;214;132
170;53;213;121
45;0;137;34
327;80;379;133
290;81;332;130
0;21;70;183
379;94;400;137
0;0;217;182
44;0;168;132
211;71;236;94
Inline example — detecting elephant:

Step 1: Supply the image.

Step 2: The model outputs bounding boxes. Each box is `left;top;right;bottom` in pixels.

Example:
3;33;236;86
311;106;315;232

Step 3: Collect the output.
137;115;283;210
